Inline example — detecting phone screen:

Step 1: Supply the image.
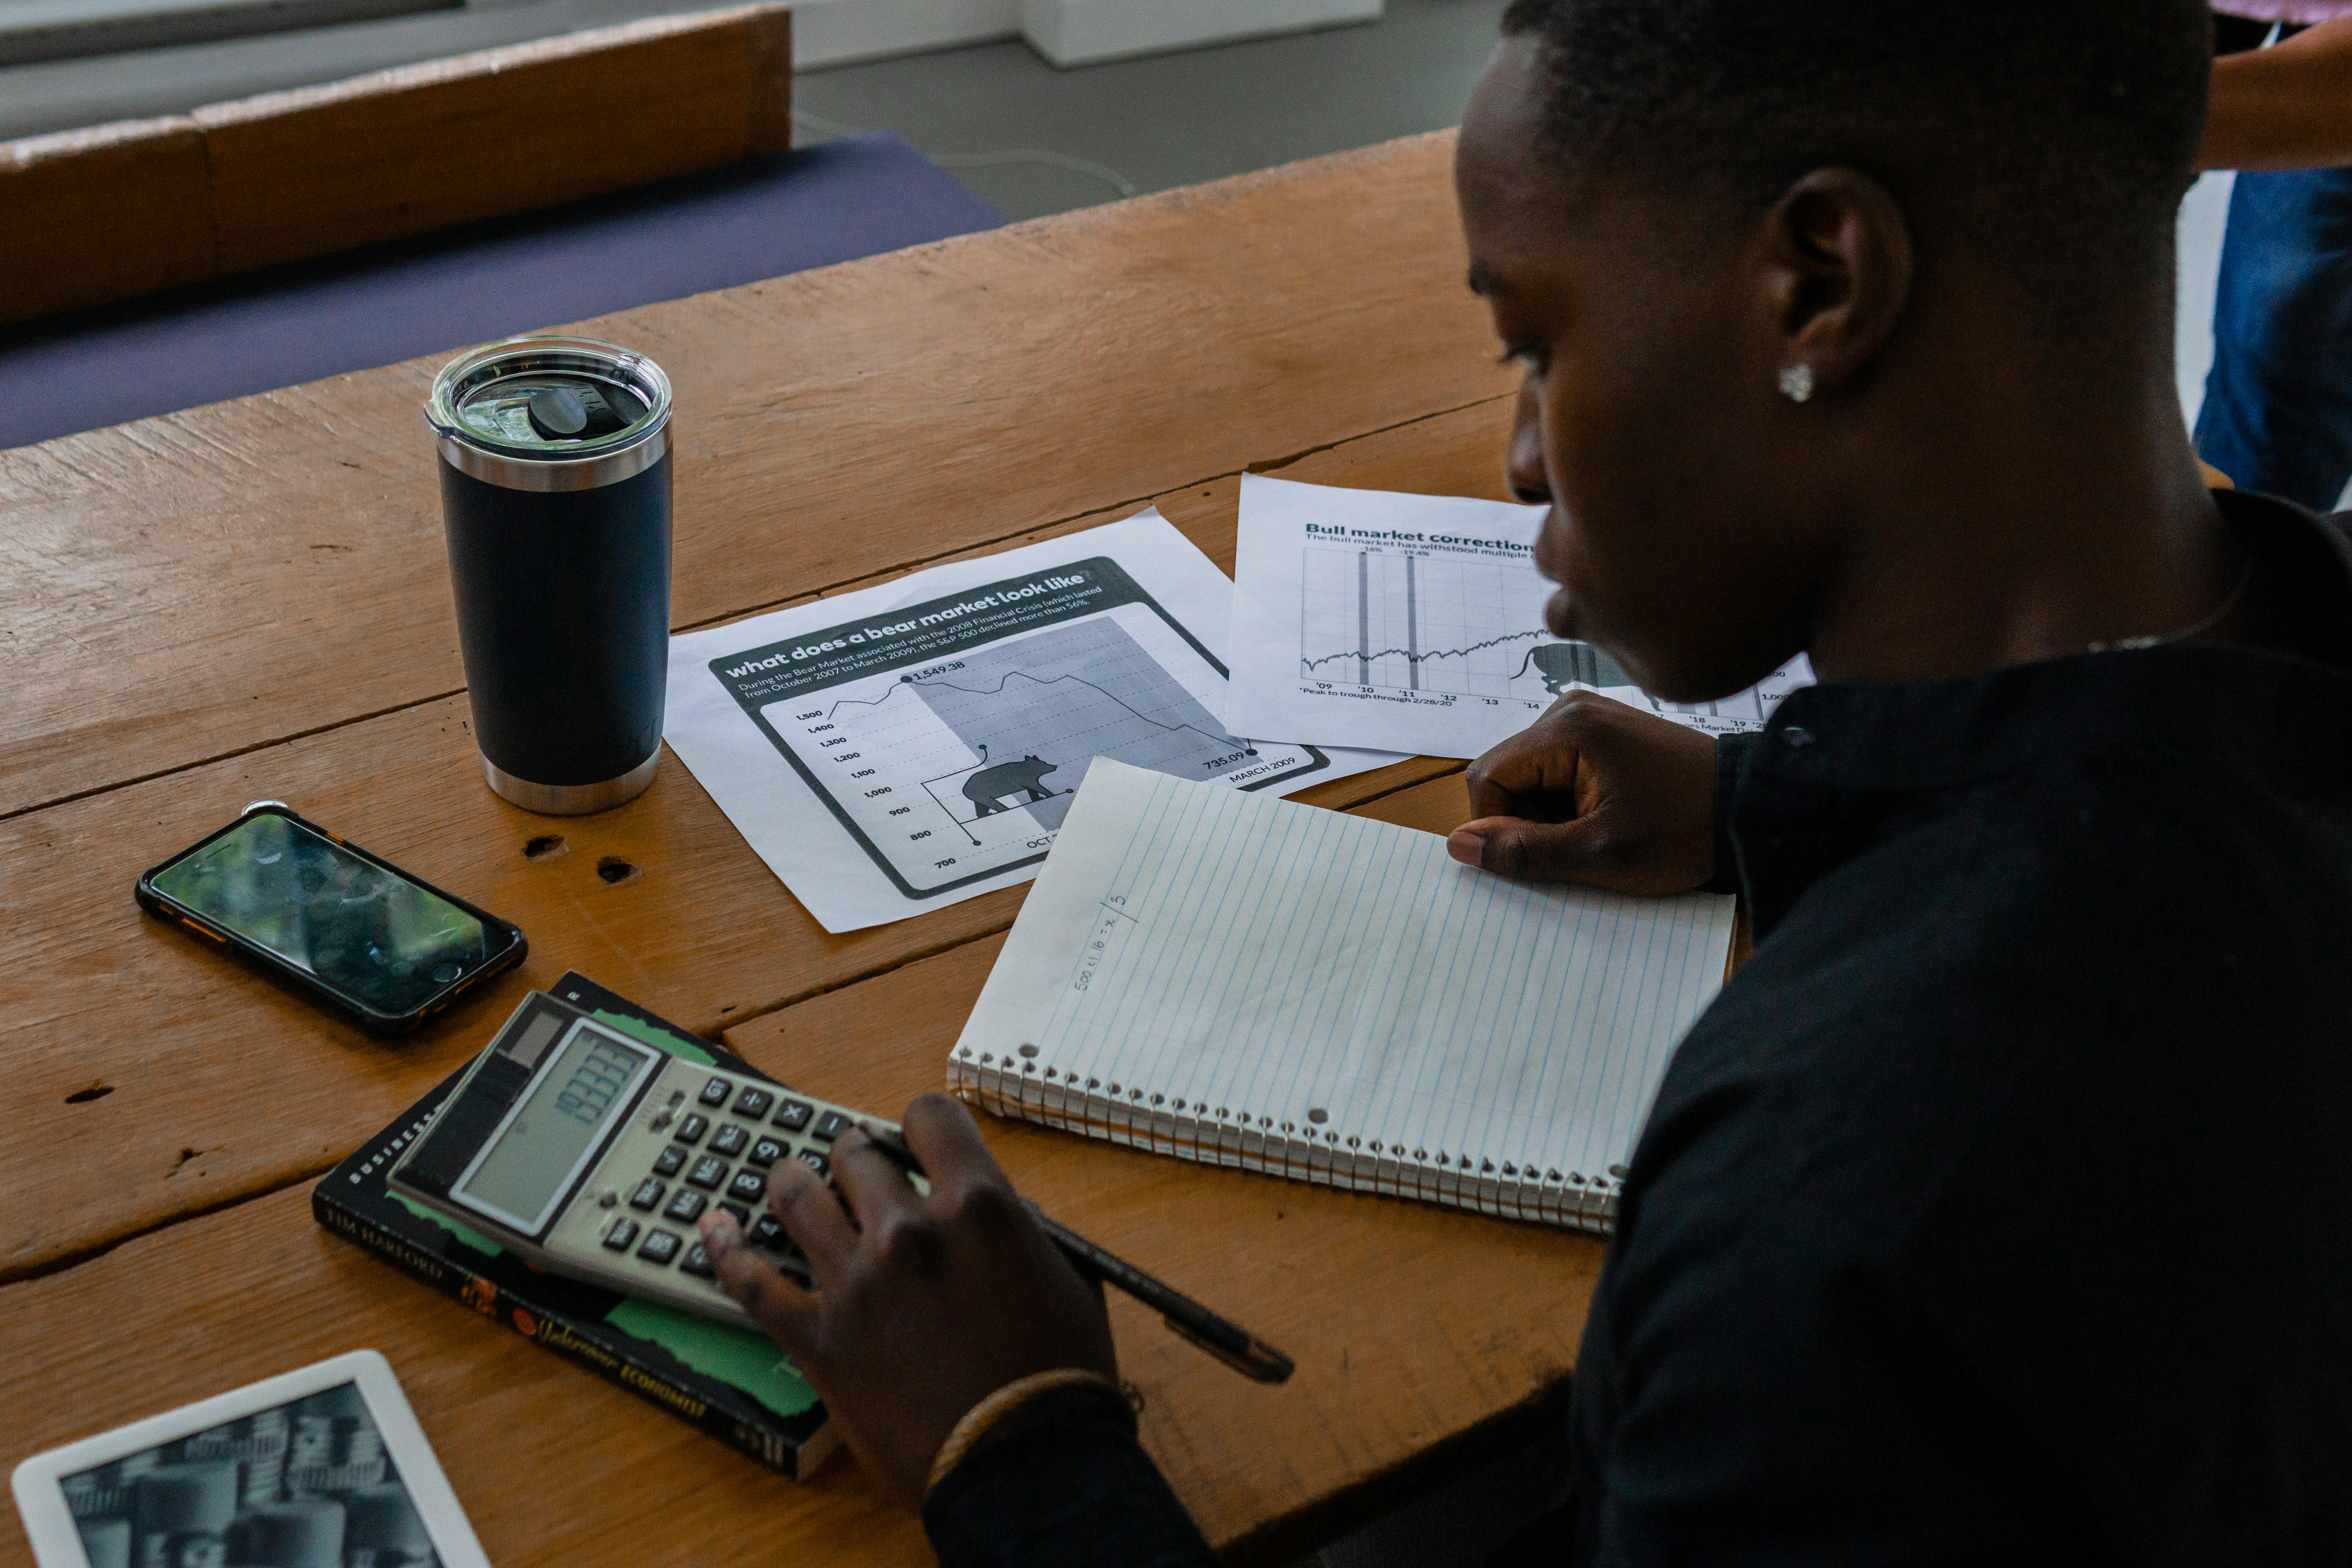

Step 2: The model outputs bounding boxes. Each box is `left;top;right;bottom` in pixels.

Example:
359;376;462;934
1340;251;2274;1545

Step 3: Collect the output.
152;813;494;1017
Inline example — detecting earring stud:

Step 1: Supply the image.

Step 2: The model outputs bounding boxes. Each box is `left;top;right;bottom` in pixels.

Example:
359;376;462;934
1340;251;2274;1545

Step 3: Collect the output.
1779;364;1815;403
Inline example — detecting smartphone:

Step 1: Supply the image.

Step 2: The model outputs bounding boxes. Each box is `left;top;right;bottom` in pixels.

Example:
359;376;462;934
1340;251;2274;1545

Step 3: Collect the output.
136;801;526;1035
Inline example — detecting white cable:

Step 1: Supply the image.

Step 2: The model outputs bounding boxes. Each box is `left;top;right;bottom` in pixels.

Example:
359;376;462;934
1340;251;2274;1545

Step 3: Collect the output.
790;109;1139;199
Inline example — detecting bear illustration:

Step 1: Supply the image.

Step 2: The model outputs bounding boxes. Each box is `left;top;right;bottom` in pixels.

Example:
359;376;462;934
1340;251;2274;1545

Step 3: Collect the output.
963;755;1060;817
1528;641;1630;696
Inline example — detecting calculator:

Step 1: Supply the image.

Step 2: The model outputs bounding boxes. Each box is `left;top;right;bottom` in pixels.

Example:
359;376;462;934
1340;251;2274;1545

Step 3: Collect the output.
388;991;900;1325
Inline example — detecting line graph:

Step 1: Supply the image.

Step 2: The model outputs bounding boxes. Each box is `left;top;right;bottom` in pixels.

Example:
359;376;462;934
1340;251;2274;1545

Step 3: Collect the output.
832;668;1260;844
1299;628;1544;677
1299;547;1557;699
826;669;1250;759
762;612;1311;891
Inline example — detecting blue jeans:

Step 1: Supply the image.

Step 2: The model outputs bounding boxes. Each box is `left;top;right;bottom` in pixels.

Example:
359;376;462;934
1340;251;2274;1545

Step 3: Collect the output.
2196;164;2352;510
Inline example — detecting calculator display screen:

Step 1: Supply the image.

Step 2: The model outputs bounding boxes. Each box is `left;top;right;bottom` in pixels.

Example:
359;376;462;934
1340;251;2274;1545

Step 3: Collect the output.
454;1024;653;1233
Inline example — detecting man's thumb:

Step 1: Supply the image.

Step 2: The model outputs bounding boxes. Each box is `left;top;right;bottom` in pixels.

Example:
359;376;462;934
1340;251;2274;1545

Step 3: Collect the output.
1448;815;1605;884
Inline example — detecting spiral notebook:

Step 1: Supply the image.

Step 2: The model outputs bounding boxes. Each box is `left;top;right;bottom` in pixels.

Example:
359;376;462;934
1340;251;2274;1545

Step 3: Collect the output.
948;759;1736;1233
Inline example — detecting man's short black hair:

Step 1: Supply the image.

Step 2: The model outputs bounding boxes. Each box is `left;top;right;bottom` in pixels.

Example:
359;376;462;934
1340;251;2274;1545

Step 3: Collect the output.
1499;0;2210;299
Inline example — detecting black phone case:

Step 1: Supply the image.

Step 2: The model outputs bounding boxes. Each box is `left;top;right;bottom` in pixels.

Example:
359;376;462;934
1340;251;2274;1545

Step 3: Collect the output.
135;802;527;1037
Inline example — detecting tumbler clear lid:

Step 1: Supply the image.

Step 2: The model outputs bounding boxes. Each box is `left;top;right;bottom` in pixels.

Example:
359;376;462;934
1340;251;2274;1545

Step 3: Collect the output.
426;336;671;490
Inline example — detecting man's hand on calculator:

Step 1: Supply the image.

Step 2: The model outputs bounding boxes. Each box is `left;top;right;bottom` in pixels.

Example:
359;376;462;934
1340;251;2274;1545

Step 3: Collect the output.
699;1093;1116;1506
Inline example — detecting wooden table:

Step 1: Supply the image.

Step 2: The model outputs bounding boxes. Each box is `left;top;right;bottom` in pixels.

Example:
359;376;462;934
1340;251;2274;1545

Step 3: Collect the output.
0;131;1603;1566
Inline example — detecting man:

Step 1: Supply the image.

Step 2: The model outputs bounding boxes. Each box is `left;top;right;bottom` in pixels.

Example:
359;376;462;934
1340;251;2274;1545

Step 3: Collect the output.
699;1;2352;1561
2199;6;2352;508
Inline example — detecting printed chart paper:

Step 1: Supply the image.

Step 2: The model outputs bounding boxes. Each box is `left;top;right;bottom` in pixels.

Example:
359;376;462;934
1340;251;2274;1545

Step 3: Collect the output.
1223;475;1814;759
666;511;1396;933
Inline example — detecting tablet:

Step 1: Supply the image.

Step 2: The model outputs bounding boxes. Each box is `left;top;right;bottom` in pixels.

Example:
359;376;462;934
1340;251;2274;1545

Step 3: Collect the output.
11;1350;488;1568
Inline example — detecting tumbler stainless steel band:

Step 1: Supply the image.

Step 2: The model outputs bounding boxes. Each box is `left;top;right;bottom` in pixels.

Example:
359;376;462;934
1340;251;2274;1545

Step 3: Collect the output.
481;751;663;817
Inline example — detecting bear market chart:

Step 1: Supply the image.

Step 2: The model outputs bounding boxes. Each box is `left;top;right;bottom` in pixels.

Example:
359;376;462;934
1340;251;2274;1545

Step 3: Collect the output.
719;560;1329;900
820;617;1261;839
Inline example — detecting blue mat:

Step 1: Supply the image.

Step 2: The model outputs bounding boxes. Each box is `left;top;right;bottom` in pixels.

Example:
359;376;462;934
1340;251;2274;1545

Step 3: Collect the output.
0;131;1004;450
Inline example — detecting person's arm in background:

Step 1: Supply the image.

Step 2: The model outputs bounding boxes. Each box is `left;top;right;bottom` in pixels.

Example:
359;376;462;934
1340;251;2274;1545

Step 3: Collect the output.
2201;18;2352;171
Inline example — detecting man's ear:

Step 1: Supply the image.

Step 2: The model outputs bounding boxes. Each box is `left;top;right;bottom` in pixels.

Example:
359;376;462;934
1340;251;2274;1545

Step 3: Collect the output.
1759;168;1913;397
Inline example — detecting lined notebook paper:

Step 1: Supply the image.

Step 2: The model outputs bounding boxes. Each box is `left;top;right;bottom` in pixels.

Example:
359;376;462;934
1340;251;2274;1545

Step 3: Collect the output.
949;759;1735;1232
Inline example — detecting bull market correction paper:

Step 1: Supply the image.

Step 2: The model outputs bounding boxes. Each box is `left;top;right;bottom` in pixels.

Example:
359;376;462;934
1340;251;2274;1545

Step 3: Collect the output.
1222;475;1812;759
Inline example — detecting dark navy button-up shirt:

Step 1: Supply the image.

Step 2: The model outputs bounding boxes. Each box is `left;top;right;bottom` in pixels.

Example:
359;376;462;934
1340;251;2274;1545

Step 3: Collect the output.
926;490;2352;1568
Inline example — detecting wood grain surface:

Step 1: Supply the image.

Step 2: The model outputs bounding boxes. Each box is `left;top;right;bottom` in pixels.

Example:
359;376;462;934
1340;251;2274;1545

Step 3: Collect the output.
0;135;1618;1567
0;406;1509;1281
0;880;1600;1568
0;7;794;329
0;131;1508;820
198;6;794;275
0;116;214;325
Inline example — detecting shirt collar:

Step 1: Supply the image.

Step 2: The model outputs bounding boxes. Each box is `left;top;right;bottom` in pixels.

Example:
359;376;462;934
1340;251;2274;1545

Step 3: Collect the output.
1748;490;2352;796
1728;492;2352;938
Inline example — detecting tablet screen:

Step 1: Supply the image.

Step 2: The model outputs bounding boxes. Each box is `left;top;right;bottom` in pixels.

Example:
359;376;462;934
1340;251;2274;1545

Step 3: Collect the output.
57;1380;438;1568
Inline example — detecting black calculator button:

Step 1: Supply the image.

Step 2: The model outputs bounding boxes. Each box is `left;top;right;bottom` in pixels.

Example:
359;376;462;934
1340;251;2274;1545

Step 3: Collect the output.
675;1114;709;1145
748;1213;786;1249
662;1189;707;1223
709;1123;750;1157
603;1218;640;1251
628;1178;665;1212
746;1137;786;1169
733;1087;775;1119
795;1149;830;1178
699;1076;732;1107
809;1110;852;1143
718;1201;751;1227
679;1242;717;1279
685;1156;728;1191
637;1229;682;1265
652;1145;687;1178
773;1099;813;1132
726;1170;767;1203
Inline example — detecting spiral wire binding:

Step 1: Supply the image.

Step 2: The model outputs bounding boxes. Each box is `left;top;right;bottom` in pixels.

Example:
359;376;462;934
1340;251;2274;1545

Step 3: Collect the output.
949;1045;1626;1234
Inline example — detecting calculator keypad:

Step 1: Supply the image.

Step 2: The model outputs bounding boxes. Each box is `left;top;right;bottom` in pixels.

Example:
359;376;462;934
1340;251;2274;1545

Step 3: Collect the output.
553;1058;908;1321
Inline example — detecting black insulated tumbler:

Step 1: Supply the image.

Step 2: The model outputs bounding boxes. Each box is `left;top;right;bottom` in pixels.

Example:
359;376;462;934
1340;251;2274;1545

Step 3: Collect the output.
426;336;674;815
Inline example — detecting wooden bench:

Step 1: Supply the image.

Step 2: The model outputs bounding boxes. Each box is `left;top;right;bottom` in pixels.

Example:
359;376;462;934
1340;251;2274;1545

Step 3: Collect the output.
0;4;793;327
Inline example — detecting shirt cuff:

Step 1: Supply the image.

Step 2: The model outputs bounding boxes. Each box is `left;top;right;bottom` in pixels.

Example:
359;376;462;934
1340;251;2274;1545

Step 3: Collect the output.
1700;731;1756;897
922;1391;1216;1568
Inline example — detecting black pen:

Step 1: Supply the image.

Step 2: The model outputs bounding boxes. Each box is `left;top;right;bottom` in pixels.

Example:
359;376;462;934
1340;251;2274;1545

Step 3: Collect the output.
858;1123;1294;1384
